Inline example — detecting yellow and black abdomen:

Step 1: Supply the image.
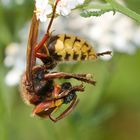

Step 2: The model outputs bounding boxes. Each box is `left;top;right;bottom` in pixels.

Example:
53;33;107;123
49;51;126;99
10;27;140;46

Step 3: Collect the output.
47;34;97;62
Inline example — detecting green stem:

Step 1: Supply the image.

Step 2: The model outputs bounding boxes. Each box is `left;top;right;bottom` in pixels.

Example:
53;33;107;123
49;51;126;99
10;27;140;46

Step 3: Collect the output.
82;3;113;11
106;0;140;23
81;1;140;23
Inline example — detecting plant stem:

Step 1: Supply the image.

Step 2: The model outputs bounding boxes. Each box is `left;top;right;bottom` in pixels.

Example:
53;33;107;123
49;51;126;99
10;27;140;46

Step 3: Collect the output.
82;3;113;11
81;1;140;23
106;0;140;23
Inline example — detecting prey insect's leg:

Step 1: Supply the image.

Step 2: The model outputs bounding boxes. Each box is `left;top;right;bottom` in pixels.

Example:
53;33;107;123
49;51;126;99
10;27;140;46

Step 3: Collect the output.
49;96;79;122
44;72;96;85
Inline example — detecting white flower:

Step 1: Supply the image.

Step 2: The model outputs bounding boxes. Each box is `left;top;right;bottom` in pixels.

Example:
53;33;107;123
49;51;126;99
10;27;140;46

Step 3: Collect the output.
56;0;85;16
4;42;26;86
35;0;85;21
5;66;24;86
73;0;85;5
35;0;52;22
56;0;72;16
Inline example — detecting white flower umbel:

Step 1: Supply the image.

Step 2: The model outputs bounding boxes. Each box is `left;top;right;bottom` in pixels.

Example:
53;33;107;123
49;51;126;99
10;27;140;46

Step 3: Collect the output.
35;0;85;22
35;0;52;22
56;0;85;16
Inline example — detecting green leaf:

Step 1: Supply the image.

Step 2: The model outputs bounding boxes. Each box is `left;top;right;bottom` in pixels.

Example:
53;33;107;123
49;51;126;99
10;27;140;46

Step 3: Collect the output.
81;9;115;17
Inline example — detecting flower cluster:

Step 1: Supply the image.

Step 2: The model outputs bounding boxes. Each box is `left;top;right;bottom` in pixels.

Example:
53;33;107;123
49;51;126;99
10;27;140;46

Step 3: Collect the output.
35;0;85;22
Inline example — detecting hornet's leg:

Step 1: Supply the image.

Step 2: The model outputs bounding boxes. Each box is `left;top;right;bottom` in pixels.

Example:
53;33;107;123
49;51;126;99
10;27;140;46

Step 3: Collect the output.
34;0;60;58
57;84;84;99
49;96;79;122
45;84;84;101
44;72;96;85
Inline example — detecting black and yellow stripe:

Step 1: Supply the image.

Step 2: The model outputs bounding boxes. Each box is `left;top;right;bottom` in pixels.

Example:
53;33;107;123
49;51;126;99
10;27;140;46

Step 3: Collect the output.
47;34;97;62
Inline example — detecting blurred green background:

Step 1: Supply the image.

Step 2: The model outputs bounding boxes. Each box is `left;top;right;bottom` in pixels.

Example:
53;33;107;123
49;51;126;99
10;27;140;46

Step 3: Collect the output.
0;0;140;140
